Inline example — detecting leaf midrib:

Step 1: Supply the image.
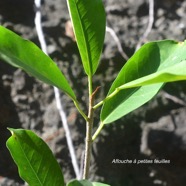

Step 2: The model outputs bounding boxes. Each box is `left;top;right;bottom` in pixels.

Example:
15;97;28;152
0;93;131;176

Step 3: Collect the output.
102;87;140;124
74;0;92;75
17;136;43;186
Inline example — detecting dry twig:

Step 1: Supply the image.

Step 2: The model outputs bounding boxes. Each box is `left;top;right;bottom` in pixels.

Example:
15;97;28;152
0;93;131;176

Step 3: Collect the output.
34;0;80;179
106;26;129;60
135;0;154;51
163;91;186;106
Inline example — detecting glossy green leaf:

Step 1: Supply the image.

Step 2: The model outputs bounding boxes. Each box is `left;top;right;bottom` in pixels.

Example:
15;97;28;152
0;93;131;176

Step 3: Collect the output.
92;182;110;186
67;0;106;75
0;26;76;100
67;179;110;186
6;128;64;186
101;40;186;124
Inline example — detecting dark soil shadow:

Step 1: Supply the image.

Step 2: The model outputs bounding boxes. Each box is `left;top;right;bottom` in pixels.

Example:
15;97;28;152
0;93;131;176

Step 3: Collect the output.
0;62;24;184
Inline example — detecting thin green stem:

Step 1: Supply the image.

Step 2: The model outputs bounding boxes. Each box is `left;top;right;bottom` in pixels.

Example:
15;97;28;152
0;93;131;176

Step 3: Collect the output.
88;75;93;95
93;87;120;110
83;75;94;179
93;99;104;110
92;122;104;142
74;100;89;121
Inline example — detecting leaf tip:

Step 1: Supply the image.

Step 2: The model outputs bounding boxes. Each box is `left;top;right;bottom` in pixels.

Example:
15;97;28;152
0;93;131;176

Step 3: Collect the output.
7;127;15;136
178;41;184;45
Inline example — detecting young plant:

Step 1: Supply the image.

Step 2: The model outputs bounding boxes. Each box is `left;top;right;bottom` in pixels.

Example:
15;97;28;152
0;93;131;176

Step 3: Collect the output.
1;0;186;185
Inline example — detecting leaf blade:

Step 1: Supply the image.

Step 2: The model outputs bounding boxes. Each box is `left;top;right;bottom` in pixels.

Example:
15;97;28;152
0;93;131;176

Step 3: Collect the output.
101;40;186;124
67;179;110;186
0;26;76;100
67;0;106;75
6;128;64;186
119;60;186;89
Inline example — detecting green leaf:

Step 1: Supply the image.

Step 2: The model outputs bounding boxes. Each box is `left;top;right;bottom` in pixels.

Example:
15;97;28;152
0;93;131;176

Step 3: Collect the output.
0;26;76;100
67;0;106;75
92;182;110;186
6;128;64;186
67;179;110;186
101;40;186;124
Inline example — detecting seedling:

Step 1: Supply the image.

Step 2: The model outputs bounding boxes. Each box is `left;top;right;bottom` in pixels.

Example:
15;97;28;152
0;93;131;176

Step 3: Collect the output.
1;0;186;185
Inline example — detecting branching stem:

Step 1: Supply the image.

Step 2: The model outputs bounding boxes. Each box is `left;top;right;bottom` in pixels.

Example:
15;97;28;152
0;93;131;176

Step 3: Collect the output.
83;76;99;179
